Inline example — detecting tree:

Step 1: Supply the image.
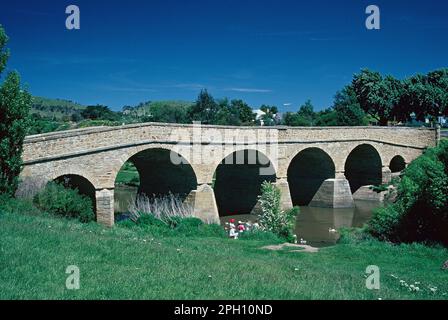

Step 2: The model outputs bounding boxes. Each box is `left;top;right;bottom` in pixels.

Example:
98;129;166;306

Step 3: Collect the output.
282;112;309;126
213;98;240;126
231;99;255;125
368;140;448;245
0;26;32;196
315;108;338;126
282;100;316;127
352;69;402;126
296;100;315;126
258;181;299;242
401;69;448;123
259;104;278;126
332;85;367;126
188;89;219;124
148;102;190;124
428;69;448;117
81;105;118;121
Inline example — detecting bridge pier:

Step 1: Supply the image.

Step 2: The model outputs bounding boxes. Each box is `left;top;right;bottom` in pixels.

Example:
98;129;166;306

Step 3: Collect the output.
96;189;115;227
382;166;392;184
185;184;220;224
274;178;294;211
309;171;355;208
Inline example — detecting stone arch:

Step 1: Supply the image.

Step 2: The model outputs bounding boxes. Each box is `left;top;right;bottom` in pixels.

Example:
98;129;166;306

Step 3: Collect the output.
114;147;198;201
213;149;276;216
344;144;382;193
52;174;96;213
287;147;336;206
389;155;406;173
208;145;278;184
48;167;100;190
109;145;199;189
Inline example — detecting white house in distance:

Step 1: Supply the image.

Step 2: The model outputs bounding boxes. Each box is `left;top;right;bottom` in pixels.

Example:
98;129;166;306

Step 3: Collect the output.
253;109;266;124
252;108;281;126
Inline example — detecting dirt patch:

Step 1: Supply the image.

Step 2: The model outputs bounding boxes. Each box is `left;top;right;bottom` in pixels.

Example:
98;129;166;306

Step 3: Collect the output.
261;243;319;253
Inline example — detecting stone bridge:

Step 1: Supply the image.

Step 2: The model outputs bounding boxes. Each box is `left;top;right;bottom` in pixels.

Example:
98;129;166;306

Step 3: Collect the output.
19;123;439;226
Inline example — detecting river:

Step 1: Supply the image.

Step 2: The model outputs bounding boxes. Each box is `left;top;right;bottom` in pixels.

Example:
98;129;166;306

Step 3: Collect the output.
115;185;381;247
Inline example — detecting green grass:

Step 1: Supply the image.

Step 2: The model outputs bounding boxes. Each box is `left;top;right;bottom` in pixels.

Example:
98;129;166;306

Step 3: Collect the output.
1;210;447;300
115;162;139;186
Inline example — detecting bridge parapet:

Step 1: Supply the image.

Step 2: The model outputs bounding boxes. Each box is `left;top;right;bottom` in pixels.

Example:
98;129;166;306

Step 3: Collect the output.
23;123;437;164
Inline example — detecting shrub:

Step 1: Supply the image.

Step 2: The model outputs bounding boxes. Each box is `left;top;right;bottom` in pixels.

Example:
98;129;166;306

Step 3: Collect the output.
128;193;193;224
15;176;46;199
33;182;95;223
136;214;167;228
257;181;299;242
0;194;42;216
175;218;226;237
122;214;226;238
367;140;448;245
338;227;375;245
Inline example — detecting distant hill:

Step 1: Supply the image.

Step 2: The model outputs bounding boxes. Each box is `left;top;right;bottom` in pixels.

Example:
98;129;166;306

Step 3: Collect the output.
122;100;193;123
123;100;193;115
30;97;194;124
31;96;86;120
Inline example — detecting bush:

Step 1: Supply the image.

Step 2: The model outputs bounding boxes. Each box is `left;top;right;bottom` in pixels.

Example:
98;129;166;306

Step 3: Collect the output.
123;214;226;238
0;194;42;216
33;182;95;223
136;214;167;228
128;193;193;224
257;181;299;242
367;140;448;245
338;227;375;245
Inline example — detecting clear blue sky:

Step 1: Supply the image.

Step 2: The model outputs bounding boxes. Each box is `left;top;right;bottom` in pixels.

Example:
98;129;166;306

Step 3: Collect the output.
1;0;447;111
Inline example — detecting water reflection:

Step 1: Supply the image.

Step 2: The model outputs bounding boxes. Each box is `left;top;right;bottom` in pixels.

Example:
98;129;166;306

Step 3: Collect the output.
115;186;381;247
295;200;380;247
114;185;137;214
218;201;380;247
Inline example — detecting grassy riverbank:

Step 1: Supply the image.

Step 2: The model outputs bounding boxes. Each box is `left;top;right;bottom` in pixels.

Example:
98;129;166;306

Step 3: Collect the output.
0;210;447;300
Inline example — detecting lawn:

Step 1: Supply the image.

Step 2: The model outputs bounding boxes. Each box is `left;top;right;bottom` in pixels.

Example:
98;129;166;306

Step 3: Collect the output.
115;162;139;186
0;211;447;300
